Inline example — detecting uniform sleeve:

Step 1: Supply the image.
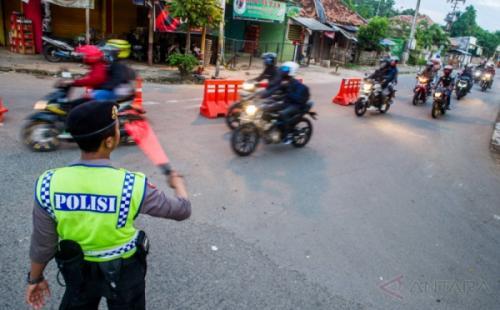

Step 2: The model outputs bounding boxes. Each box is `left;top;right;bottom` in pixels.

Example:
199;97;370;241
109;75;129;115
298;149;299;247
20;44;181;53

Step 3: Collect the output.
30;202;58;264
139;182;191;221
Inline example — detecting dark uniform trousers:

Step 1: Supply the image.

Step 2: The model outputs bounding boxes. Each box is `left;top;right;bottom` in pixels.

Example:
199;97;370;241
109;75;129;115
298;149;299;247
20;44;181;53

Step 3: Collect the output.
60;254;146;310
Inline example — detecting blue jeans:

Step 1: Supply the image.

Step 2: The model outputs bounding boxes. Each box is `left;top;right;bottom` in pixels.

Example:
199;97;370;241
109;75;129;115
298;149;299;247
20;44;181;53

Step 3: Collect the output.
92;90;117;102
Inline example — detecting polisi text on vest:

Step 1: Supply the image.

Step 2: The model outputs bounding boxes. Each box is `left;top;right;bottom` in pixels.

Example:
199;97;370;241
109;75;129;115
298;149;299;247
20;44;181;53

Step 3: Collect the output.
54;193;118;213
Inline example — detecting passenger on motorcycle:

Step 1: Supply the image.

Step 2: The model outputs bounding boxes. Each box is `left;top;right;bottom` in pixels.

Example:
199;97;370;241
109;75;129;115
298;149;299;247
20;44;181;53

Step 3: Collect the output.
368;56;398;101
100;45;137;103
57;45;112;102
262;62;310;143
418;61;434;90
436;65;455;110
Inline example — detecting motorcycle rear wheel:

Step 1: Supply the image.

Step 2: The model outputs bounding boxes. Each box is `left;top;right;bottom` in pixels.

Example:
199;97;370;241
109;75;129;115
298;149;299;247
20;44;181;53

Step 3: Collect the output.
22;121;60;151
292;118;313;148
231;124;259;156
354;99;367;117
379;101;390;114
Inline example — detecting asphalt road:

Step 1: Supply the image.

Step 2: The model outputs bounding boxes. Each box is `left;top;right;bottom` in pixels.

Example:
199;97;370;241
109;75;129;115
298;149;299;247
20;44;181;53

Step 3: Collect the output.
0;71;499;310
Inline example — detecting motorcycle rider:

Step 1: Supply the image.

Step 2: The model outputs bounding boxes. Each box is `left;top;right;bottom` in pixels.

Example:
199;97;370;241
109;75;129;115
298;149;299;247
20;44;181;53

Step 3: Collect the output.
58;45;112;101
436;65;455;110
483;63;496;87
418;61;435;93
368;56;398;103
254;52;281;91
262;62;310;143
458;64;473;92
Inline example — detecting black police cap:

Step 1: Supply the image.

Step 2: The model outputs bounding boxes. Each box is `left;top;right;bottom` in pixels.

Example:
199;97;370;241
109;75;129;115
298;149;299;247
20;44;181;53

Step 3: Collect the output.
66;101;118;138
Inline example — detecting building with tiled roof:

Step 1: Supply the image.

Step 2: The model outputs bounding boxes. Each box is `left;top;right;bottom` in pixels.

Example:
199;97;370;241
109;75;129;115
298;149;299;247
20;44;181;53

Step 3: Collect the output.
299;0;366;26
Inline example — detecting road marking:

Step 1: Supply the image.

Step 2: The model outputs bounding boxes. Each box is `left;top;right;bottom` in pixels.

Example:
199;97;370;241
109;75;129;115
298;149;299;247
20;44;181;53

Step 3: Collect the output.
144;98;202;106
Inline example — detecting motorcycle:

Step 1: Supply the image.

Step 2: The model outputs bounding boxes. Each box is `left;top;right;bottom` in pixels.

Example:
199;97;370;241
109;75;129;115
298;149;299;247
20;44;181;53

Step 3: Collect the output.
230;101;317;156
412;75;431;105
42;35;86;62
455;76;470;100
431;86;449;119
354;79;395;116
473;68;482;84
21;75;144;152
479;72;493;91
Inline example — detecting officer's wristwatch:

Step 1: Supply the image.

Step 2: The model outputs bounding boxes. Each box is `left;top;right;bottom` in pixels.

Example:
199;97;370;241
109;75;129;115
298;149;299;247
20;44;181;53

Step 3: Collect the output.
26;272;45;285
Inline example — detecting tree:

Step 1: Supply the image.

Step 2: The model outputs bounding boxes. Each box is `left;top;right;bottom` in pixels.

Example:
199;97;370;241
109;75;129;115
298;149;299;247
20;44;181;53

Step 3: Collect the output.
169;0;222;61
450;5;477;37
357;17;389;52
342;0;397;19
474;27;500;58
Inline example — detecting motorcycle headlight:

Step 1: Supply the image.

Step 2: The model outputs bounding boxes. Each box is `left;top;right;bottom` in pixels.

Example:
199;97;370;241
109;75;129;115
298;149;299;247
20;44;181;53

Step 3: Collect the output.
474;71;481;77
363;83;372;92
245;105;257;116
484;73;492;79
434;92;442;98
418;77;428;84
34;100;48;110
242;82;256;92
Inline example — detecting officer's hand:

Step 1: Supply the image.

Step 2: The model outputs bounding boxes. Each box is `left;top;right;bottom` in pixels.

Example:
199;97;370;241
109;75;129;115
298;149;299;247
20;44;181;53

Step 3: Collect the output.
168;171;188;199
26;280;50;310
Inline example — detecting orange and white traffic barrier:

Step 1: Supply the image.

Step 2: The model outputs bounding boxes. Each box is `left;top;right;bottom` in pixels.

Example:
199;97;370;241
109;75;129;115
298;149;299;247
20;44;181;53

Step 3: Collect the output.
0;98;8;123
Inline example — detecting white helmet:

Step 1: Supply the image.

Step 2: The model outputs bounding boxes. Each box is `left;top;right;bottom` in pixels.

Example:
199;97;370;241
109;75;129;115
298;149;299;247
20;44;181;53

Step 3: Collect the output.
279;61;299;77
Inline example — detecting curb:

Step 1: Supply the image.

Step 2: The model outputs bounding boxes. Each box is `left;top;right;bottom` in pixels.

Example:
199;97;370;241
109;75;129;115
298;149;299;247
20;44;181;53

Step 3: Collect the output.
491;111;500;154
0;65;203;85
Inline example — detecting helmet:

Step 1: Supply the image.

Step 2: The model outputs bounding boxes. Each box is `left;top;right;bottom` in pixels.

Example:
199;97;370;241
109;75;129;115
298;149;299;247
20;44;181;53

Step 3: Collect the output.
279;61;299;77
75;45;104;65
426;61;433;68
390;56;399;66
106;39;131;59
101;44;120;63
262;52;277;66
443;65;453;76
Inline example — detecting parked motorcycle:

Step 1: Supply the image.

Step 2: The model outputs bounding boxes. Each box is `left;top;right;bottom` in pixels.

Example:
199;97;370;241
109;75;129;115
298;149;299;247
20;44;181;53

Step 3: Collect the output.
22;74;143;151
42;35;86;62
479;72;493;91
431;86;448;119
455;76;470;100
230;101;317;156
412;75;431;105
354;79;395;116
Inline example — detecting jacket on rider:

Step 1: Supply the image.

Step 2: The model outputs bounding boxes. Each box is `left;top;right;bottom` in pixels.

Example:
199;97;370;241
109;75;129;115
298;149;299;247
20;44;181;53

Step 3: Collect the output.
72;46;107;89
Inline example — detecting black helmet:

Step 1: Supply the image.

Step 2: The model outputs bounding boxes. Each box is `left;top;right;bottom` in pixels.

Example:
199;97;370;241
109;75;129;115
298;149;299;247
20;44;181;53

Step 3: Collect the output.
262;52;277;66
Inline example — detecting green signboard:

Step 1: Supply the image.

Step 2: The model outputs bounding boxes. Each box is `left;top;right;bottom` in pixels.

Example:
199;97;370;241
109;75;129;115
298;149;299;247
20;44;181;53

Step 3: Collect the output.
390;38;405;58
233;0;286;23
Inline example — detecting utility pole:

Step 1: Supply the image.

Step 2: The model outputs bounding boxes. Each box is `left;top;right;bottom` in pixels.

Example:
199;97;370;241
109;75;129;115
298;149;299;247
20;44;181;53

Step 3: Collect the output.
215;0;225;78
402;0;421;65
445;0;466;32
85;2;90;44
375;0;382;17
147;0;154;66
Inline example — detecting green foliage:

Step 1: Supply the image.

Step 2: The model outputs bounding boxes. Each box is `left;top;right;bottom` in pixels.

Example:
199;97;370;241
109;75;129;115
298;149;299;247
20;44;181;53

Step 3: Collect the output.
450;5;477;37
415;23;449;50
358;17;389;52
342;0;402;19
167;53;199;77
169;0;222;53
474;27;500;58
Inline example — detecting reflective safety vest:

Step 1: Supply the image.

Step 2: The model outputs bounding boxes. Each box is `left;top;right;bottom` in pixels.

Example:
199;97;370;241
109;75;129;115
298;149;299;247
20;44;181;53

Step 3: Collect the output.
35;164;147;262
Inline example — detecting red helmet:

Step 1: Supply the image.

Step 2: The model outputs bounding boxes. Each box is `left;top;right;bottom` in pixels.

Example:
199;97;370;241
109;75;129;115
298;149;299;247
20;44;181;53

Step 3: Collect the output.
75;45;104;65
443;65;453;76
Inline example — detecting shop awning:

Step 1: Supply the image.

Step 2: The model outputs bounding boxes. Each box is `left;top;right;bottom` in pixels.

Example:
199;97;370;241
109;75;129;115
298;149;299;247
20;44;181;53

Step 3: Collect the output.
44;0;94;9
291;17;335;32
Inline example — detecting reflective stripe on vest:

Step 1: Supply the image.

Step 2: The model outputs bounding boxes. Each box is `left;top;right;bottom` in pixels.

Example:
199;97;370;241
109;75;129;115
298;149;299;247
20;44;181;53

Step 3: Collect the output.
38;171;56;219
84;231;139;260
117;172;135;228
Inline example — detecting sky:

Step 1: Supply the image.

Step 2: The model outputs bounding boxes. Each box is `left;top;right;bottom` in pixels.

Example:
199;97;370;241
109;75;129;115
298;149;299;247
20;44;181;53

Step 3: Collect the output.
394;0;499;32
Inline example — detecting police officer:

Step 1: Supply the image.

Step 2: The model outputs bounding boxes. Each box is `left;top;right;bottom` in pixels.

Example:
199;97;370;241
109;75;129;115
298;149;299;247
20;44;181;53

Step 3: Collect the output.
25;101;191;310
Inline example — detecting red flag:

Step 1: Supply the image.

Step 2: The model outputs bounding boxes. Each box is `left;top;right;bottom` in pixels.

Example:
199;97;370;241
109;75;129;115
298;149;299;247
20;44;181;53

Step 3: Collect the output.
155;2;181;32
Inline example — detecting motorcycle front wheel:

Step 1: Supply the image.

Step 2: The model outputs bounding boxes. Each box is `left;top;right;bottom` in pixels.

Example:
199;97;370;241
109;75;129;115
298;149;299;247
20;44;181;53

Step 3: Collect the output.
225;102;243;130
480;82;487;92
231;124;260;156
412;92;419;105
431;102;440;119
292;118;313;148
43;45;62;63
22;121;60;151
354;99;367;117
